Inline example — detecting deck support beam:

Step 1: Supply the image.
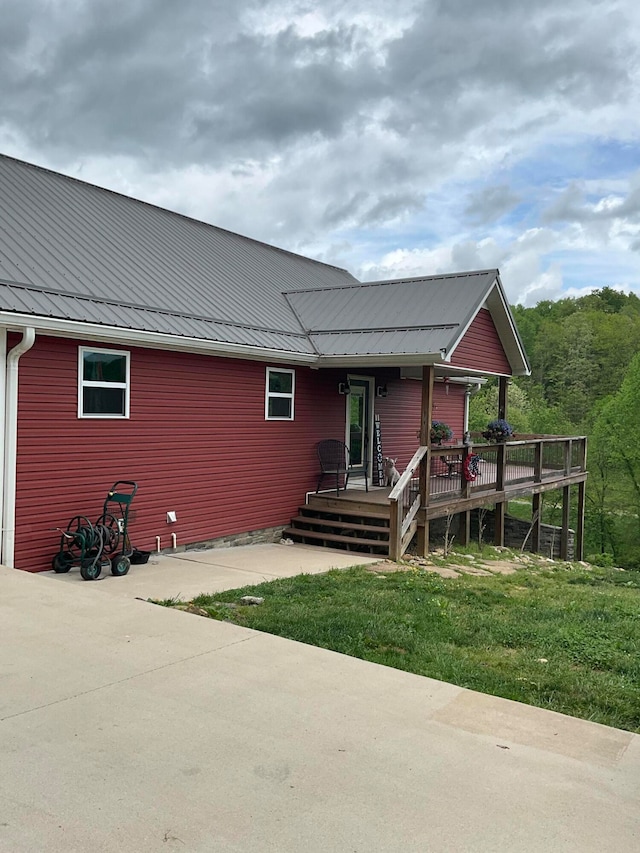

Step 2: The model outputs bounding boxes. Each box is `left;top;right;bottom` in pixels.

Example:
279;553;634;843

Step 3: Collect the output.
463;510;471;547
576;480;585;561
494;501;505;547
417;365;434;556
531;493;541;553
498;376;509;422
560;484;571;560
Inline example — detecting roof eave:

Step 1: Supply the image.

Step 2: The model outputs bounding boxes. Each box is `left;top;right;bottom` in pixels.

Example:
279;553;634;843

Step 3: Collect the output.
485;274;531;376
0;313;318;365
315;352;447;368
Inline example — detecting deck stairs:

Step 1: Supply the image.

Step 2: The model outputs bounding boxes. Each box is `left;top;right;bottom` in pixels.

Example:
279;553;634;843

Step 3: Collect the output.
282;492;391;555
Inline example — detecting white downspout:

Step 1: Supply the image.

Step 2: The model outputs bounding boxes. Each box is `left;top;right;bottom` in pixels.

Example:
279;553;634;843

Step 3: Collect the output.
2;327;36;568
0;330;6;561
463;382;482;437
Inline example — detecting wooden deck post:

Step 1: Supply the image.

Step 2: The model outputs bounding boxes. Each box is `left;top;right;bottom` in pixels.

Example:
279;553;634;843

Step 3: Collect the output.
564;439;572;476
417;365;434;556
494;501;505;547
494;439;506;547
560;485;571;560
498;376;508;421
534;441;543;483
461;445;472;546
531;493;541;553
389;497;403;562
493;376;509;545
576;480;586;561
579;436;588;471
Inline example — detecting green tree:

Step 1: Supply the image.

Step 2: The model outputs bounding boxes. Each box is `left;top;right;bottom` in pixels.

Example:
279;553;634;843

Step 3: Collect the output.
468;380;531;434
593;354;640;544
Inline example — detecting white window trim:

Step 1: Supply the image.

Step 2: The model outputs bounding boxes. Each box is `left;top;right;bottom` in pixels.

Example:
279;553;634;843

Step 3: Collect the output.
78;346;130;419
265;367;295;421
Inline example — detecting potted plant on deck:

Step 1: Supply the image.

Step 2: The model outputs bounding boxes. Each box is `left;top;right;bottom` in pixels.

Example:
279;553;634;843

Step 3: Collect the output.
482;418;514;442
430;421;453;445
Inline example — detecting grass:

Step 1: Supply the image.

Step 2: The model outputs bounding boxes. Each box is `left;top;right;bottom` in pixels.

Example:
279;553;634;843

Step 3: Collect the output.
156;555;640;733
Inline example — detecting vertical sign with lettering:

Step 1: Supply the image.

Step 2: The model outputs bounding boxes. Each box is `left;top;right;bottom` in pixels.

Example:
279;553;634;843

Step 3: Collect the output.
374;414;384;486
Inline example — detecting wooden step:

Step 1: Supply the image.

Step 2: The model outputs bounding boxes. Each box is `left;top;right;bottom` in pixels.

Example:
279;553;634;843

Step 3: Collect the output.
282;527;390;551
291;515;389;537
305;496;390;519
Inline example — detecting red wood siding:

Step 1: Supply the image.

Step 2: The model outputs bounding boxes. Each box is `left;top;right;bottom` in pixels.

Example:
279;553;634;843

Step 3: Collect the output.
13;339;467;572
432;382;465;442
15;337;348;572
374;379;465;470
449;308;512;375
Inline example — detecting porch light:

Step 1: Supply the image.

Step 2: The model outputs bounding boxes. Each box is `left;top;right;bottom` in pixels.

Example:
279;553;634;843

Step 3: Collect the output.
376;384;388;398
338;380;351;395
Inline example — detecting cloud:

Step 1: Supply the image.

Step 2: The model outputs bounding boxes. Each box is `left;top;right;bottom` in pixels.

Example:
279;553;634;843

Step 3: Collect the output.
1;0;640;307
464;184;522;225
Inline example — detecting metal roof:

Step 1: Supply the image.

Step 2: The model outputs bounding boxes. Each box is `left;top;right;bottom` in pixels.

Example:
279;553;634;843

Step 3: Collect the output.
0;282;315;353
286;272;497;333
286;271;498;358
0;155;529;372
0;154;354;351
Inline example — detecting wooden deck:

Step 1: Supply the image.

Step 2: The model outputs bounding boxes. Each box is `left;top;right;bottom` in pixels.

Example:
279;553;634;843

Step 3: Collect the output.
311;459;586;519
289;436;588;560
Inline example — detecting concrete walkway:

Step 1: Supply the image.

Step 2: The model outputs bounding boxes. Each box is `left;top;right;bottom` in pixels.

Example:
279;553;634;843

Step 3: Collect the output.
43;542;382;600
2;550;640;852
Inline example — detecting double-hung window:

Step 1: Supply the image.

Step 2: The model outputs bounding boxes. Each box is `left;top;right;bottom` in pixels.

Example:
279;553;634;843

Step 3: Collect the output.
265;367;295;420
79;347;130;418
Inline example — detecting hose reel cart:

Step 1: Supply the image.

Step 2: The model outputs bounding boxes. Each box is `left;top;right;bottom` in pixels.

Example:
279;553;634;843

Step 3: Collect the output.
52;481;138;581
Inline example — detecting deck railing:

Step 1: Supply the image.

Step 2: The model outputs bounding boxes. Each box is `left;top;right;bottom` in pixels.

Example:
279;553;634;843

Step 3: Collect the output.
387;435;587;559
388;445;428;560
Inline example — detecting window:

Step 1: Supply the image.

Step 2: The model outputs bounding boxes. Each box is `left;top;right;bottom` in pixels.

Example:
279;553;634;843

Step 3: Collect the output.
79;347;130;418
265;367;295;420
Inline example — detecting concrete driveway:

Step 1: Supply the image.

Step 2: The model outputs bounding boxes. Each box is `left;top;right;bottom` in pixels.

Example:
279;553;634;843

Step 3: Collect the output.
2;551;640;852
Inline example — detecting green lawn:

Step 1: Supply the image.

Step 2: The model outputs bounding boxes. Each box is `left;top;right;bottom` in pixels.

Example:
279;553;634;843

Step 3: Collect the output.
159;558;640;732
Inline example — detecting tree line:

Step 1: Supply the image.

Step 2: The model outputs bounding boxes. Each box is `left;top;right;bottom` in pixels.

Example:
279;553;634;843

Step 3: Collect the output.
469;287;640;568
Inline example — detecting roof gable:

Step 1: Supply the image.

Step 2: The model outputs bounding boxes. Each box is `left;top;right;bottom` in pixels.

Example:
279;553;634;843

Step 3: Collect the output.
448;308;512;374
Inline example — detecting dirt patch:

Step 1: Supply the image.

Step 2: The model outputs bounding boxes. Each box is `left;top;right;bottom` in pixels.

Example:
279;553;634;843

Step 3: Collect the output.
479;560;519;575
422;565;461;578
364;561;410;574
454;565;494;576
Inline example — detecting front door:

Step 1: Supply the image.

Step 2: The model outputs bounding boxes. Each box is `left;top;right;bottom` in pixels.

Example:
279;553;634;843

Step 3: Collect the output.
346;376;373;482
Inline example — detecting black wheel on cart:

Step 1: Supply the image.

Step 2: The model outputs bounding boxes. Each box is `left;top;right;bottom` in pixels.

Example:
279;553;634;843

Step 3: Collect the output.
51;552;74;573
80;556;103;581
111;554;131;577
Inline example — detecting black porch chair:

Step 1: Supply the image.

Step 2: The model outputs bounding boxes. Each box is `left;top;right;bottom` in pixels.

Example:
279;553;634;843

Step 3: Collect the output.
316;439;350;495
316;439;368;495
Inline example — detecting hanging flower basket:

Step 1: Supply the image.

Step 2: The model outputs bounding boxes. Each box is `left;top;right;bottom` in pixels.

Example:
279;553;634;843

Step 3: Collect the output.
482;419;514;443
430;421;453;445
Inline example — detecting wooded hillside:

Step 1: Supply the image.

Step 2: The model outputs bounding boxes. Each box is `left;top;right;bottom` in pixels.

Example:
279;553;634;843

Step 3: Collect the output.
469;287;640;568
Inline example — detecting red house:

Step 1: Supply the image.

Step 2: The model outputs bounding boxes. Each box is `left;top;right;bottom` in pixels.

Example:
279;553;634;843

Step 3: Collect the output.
0;155;586;573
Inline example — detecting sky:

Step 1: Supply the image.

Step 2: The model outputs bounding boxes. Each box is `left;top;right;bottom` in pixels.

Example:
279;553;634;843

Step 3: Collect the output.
2;0;640;307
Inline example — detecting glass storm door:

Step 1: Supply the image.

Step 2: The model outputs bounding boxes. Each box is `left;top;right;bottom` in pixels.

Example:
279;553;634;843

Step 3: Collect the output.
347;378;371;476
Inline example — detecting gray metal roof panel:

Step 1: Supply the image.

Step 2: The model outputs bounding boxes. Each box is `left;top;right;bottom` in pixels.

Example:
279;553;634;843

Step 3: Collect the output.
285;271;497;336
310;327;458;356
0;283;315;353
0;155;356;346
